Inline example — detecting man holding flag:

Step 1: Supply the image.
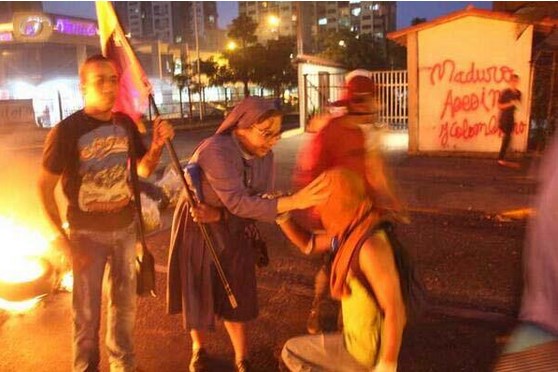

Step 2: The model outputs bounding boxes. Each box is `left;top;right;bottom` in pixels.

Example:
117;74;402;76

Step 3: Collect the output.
38;52;173;372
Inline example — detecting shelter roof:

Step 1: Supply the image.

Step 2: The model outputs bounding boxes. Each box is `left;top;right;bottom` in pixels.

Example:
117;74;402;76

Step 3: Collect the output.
388;5;558;46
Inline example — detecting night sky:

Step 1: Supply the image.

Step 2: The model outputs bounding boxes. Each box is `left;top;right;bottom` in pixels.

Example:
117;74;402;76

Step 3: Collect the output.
42;1;494;30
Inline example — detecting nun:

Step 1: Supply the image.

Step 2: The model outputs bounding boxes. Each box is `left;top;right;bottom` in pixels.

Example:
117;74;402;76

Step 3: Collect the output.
167;97;328;372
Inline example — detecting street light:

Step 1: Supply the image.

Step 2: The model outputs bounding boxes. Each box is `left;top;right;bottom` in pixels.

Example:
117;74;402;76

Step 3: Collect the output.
267;14;280;28
267;14;280;39
226;41;237;51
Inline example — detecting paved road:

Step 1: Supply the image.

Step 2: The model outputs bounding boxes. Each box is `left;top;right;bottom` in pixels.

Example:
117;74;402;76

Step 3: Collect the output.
0;126;532;371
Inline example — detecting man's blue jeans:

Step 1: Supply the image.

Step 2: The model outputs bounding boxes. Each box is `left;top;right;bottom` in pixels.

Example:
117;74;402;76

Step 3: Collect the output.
70;224;137;372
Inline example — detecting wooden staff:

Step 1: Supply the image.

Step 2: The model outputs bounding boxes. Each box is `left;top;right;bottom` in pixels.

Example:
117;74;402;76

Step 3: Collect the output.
149;95;237;309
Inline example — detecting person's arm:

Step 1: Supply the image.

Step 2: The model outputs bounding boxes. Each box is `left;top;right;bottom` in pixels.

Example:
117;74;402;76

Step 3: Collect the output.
359;233;406;369
38;168;64;237
498;101;517;110
138;116;175;178
497;90;517;111
197;140;329;223
37;168;80;266
276;172;330;214
276;216;331;254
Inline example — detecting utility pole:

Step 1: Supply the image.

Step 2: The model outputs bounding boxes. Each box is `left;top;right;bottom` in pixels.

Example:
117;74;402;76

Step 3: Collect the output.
194;2;203;121
296;1;303;57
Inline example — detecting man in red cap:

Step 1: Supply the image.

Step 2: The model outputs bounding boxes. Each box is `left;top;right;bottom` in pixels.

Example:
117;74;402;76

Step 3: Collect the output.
292;71;407;334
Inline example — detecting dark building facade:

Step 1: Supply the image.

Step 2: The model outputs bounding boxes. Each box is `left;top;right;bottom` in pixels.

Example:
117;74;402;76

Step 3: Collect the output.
114;1;218;48
239;1;396;45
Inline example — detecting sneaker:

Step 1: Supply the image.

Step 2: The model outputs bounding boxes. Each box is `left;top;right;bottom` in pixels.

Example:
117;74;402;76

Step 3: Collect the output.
236;359;251;372
189;348;209;372
498;160;521;169
306;309;322;335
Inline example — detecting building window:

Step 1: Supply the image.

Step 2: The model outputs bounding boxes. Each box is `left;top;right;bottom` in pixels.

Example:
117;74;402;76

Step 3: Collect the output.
351;7;361;17
372;4;380;11
318;17;327;25
208;15;215;23
362;24;371;30
327;8;336;14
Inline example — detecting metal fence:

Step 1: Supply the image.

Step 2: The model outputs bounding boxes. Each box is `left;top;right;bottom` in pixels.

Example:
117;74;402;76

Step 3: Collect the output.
304;70;408;131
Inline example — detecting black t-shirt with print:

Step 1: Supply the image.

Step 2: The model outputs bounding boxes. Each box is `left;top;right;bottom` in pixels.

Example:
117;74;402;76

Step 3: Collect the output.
42;110;147;230
498;88;521;128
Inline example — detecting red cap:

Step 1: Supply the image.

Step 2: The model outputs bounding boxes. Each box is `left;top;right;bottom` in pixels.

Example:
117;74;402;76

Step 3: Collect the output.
332;74;375;106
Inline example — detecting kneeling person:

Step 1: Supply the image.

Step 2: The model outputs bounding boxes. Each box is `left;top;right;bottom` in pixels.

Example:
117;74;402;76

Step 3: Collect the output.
279;168;407;372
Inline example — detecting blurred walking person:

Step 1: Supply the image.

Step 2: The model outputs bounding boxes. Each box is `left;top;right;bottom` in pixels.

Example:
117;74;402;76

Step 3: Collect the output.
292;71;407;334
494;133;558;371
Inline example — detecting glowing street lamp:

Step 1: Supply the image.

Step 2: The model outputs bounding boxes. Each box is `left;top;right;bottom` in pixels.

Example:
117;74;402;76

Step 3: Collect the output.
226;41;237;51
267;14;280;39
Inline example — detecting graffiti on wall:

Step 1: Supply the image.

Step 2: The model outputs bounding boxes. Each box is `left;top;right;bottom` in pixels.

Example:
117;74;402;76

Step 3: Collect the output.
426;59;527;148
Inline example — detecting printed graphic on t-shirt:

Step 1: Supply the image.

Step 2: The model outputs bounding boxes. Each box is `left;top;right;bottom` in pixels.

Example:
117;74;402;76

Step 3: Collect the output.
77;125;131;212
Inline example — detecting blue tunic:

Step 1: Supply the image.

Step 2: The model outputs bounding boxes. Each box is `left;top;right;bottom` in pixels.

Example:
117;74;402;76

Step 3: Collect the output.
167;133;277;330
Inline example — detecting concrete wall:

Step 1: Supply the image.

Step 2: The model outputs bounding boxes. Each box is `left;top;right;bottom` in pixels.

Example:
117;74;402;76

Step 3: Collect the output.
416;16;532;153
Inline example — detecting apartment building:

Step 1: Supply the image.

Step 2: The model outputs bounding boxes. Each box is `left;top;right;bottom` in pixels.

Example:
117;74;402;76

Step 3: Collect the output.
239;1;396;43
114;1;218;47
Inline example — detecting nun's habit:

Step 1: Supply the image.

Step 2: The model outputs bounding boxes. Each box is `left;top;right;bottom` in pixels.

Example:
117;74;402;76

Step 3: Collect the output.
167;97;280;329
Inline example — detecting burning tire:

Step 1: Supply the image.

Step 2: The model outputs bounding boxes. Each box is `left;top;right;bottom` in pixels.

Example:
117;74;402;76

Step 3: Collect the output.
0;258;56;302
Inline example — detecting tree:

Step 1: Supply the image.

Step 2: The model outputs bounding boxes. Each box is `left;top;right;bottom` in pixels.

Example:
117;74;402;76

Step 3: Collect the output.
226;15;259;96
227;14;258;48
171;57;192;120
317;29;387;70
190;57;219;114
253;36;298;98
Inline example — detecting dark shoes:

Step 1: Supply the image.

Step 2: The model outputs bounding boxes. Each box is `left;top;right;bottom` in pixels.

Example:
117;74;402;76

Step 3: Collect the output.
236;359;251;372
189;349;250;372
189;348;209;372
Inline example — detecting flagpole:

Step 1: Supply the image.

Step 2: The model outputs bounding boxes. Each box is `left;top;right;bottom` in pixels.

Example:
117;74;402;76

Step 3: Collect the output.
95;0;237;309
148;95;238;309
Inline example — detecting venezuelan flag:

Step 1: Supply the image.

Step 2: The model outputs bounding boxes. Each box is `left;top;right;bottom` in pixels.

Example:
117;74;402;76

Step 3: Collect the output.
96;1;151;133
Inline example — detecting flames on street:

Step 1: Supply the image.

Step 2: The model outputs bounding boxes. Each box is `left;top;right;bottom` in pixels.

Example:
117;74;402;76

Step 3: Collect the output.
0;216;71;313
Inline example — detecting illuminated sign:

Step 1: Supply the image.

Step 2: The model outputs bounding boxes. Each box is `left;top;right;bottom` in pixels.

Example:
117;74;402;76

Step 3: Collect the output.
54;18;98;37
19;16;45;36
12;13;53;41
0;32;13;42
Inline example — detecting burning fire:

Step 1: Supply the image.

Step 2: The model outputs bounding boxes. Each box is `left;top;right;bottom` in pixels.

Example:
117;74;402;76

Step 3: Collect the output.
0;216;54;312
